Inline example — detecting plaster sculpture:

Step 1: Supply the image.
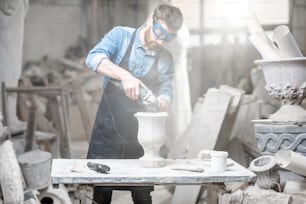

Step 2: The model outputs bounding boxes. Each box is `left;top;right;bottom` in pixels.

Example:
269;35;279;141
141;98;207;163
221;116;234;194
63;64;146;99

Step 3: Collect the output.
272;25;303;58
252;59;306;154
38;186;72;204
249;155;280;189
283;179;306;195
135;112;168;168
249;34;279;60
249;20;306;157
247;21;302;60
245;9;276;50
0;112;8;139
255;58;306;123
245;8;279;60
0;0;28;132
219;185;293;204
249;22;306;123
275;149;306;177
0;140;24;203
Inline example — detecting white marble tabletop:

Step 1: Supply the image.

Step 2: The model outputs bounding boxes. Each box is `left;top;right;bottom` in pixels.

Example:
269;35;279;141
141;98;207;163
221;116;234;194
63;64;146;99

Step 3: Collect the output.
51;159;256;185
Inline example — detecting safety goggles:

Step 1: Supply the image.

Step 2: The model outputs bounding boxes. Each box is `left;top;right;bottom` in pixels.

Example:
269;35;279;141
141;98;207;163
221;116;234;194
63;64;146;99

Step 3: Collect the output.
152;20;177;42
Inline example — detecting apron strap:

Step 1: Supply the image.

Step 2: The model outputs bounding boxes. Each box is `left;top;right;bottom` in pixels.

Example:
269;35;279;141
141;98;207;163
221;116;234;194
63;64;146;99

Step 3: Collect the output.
119;30;137;69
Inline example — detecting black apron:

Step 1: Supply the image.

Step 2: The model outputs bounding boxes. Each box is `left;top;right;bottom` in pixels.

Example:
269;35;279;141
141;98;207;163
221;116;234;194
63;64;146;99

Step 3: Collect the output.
87;30;160;159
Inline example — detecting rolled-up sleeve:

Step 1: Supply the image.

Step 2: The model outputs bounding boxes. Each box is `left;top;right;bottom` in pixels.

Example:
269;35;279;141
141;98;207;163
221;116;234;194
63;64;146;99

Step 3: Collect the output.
85;27;122;72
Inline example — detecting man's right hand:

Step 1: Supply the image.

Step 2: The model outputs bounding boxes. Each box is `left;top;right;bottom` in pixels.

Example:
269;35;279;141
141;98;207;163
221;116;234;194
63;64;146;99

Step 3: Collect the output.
96;58;143;101
121;75;142;100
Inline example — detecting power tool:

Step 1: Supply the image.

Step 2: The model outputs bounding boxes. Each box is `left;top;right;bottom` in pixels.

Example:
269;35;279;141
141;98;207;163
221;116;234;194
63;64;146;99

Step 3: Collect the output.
109;79;158;111
139;84;157;106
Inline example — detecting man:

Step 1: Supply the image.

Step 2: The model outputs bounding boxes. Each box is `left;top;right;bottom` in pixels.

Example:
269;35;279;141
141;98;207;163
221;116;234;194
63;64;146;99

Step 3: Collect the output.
86;3;183;204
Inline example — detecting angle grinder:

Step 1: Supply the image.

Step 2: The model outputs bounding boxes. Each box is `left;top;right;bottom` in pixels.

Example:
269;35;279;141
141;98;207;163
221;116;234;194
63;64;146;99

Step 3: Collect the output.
109;79;158;112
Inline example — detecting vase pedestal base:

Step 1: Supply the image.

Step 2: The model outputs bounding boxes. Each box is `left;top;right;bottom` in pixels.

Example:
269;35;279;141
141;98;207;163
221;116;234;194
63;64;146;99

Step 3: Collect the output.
269;104;306;124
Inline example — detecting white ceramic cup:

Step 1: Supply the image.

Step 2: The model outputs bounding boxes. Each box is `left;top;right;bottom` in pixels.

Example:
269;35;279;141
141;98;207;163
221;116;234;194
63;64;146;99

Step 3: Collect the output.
197;150;229;172
210;151;228;172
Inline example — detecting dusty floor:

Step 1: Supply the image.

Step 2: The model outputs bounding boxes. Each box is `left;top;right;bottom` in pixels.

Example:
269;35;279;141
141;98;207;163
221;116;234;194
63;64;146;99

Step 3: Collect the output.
70;140;174;204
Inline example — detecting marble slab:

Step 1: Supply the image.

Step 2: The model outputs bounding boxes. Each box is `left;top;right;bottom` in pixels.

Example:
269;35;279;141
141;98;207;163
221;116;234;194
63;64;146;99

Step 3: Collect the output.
51;159;256;185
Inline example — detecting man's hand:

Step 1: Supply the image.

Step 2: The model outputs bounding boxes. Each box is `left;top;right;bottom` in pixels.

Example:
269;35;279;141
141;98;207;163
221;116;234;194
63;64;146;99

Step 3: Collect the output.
121;75;142;100
96;58;143;100
157;96;169;111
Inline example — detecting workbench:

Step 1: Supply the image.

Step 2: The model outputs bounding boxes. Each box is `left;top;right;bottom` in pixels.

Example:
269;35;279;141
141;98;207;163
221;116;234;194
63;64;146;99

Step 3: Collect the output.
51;159;256;203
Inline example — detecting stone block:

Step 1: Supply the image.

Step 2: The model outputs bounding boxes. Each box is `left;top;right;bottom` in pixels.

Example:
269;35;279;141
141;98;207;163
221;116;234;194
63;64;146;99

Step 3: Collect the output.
254;122;306;156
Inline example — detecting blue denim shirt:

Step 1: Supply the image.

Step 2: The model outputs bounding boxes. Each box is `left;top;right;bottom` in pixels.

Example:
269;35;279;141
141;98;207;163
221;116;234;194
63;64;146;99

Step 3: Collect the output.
85;26;174;103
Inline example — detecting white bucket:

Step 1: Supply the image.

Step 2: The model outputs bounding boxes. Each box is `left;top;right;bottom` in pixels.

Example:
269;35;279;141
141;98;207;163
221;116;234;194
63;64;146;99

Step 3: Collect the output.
18;150;52;190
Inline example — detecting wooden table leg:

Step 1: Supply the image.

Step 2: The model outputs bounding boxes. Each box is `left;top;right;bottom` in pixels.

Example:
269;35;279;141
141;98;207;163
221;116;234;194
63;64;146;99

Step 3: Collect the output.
78;185;87;204
206;184;219;204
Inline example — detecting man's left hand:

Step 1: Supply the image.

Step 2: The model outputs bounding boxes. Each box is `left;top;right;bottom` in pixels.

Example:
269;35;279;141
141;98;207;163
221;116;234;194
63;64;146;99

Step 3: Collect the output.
157;96;169;111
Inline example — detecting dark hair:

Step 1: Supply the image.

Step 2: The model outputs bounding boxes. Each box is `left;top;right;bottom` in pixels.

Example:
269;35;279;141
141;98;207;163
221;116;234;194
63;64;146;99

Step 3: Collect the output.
153;4;183;32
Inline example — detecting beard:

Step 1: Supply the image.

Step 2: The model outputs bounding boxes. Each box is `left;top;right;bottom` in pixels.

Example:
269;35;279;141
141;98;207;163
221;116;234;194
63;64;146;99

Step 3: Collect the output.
145;41;159;50
143;29;160;50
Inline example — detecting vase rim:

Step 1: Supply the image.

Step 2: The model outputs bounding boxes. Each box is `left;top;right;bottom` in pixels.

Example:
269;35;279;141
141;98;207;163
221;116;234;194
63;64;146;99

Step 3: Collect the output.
255;57;306;65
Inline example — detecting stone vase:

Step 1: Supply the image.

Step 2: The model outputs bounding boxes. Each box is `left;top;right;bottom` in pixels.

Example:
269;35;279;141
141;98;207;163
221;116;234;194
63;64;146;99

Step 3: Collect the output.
253;58;306;156
255;57;306;123
134;112;168;168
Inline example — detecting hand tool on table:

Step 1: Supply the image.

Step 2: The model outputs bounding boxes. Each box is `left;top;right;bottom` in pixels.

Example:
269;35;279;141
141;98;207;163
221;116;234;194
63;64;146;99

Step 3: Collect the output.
171;166;204;173
87;162;110;174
